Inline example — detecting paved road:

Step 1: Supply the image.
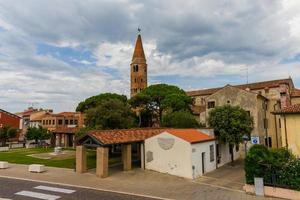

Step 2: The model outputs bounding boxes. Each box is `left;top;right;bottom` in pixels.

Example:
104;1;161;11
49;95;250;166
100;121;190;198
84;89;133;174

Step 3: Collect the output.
0;177;161;200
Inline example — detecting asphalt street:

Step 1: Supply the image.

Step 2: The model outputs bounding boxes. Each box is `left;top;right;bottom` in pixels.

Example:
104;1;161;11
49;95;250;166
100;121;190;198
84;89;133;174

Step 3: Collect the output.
0;177;161;200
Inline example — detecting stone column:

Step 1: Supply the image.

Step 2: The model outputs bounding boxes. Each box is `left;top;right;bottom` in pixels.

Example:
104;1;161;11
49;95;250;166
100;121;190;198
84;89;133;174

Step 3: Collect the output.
76;145;87;173
58;134;62;147
122;144;132;171
140;143;145;170
96;147;109;178
64;134;69;148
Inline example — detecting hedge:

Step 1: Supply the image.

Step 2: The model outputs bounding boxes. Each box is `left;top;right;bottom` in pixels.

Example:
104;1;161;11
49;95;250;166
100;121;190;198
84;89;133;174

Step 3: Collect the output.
245;145;300;190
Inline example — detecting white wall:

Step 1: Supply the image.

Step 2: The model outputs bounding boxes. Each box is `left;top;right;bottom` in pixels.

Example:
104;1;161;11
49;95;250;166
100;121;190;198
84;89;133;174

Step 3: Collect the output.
217;142;241;167
145;132;193;179
191;141;216;178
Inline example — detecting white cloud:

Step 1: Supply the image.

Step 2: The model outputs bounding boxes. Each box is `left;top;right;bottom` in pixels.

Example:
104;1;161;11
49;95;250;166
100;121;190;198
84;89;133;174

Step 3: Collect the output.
0;0;300;112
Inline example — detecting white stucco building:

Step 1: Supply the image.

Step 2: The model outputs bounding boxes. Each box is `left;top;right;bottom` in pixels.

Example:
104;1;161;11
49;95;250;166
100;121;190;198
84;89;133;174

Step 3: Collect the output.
145;129;217;179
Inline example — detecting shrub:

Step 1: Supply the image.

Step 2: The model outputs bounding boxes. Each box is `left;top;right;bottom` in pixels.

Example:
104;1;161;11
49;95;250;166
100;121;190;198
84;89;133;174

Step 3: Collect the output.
245;145;300;190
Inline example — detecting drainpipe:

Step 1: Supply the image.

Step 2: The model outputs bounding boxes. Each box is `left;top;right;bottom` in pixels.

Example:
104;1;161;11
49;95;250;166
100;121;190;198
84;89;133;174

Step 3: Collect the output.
264;100;269;148
283;114;289;148
273;102;279;148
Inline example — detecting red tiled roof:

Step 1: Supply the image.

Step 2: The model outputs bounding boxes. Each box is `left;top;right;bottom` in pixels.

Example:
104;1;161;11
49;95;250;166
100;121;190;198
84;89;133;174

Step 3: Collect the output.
291;88;300;97
165;129;215;144
187;78;293;97
78;128;214;146
87;128;166;145
273;104;300;114
51;127;79;134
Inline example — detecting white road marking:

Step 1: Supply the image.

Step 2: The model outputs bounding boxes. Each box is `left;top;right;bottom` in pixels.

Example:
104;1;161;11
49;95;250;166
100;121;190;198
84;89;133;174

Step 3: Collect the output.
15;191;60;200
35;185;75;194
0;175;172;200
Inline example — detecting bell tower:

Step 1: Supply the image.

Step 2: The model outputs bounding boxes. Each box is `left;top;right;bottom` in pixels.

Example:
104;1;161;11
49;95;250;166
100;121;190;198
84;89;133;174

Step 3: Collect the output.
130;31;147;97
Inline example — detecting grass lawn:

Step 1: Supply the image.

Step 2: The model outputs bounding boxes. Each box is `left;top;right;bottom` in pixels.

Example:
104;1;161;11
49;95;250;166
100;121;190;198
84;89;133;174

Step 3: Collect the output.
0;148;121;169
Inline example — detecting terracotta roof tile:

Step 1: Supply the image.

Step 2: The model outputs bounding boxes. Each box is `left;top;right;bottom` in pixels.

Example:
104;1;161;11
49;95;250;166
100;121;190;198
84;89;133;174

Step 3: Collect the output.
165;129;215;144
273;104;300;114
187;78;293;97
88;128;166;145
51;127;79;134
80;128;215;145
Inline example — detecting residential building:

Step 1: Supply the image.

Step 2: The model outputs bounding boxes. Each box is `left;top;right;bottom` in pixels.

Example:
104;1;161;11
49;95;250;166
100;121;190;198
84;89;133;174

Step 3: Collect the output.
130;33;147;97
0;109;21;129
187;78;300;149
41;112;85;147
273;104;300;157
16;107;53;140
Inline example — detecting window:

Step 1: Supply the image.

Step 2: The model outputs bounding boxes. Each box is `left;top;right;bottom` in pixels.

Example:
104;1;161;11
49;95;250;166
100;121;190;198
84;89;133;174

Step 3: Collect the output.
227;100;231;104
265;137;272;148
208;101;215;109
141;78;143;82
210;145;215;162
65;120;69;125
70;120;74;125
75;120;78;125
133;65;139;72
58;119;63;125
134;78;137;83
246;111;251;116
52;120;55;125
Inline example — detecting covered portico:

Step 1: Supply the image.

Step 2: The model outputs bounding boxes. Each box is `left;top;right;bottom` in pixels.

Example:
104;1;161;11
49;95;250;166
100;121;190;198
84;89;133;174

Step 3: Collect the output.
75;128;165;178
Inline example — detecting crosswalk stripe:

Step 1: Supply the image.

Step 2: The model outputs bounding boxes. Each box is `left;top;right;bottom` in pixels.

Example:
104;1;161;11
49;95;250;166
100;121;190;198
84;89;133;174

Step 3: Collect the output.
15;191;60;200
35;185;75;194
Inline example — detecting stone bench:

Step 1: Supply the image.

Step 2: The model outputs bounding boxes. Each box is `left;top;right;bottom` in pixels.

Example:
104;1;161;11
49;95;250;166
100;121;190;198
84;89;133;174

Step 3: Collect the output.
28;164;45;173
0;161;8;169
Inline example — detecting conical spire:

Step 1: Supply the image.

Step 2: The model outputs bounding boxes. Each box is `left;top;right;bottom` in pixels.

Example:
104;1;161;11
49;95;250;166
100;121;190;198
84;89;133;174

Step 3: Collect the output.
132;34;146;63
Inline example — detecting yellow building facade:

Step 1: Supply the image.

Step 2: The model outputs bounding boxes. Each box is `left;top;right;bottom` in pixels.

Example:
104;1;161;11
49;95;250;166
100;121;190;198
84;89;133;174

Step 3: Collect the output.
274;104;300;157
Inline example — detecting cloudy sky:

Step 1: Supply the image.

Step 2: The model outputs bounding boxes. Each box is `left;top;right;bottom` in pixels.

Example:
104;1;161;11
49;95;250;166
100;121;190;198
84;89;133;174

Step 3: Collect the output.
1;0;300;113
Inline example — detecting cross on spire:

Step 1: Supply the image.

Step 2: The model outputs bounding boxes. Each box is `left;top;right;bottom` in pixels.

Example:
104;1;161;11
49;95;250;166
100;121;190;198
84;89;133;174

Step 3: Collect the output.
138;27;141;33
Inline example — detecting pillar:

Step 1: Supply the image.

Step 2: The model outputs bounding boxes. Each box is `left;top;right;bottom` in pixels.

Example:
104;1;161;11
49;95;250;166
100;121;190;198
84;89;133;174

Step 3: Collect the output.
58;134;62;147
76;145;87;173
140;143;145;170
96;147;109;178
122;144;132;171
64;134;69;148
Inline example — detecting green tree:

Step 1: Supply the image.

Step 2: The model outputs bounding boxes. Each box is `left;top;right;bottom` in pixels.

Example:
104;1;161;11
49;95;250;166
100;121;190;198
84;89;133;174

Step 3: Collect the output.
76;93;127;112
162;111;200;128
26;126;51;144
129;84;193;126
208;105;253;163
85;98;137;129
75;127;93;139
0;126;17;146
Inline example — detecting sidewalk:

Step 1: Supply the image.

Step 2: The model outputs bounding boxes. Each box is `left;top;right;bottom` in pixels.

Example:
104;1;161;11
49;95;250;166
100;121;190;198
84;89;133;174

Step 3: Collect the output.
0;163;276;200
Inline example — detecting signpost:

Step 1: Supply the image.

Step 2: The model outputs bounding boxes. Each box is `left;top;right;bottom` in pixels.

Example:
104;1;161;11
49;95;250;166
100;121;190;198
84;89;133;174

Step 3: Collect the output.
251;136;260;145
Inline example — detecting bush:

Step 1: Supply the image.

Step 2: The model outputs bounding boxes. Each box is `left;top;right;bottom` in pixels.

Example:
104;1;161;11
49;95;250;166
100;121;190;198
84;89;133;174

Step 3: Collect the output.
245;145;300;190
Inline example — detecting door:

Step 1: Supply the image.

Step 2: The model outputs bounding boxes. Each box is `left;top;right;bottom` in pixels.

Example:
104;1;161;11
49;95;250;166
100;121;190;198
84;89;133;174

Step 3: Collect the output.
202;152;206;175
